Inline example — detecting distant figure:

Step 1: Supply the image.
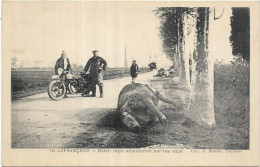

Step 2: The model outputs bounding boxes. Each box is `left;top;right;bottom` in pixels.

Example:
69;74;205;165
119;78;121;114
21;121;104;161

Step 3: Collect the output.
54;50;72;75
148;62;157;71
130;60;139;83
84;50;107;98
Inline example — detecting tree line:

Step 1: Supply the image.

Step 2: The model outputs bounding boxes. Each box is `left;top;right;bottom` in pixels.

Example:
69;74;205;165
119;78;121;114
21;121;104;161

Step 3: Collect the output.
154;7;249;126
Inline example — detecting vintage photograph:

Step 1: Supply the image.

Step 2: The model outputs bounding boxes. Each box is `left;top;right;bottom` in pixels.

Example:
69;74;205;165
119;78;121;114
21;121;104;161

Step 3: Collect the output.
6;2;250;150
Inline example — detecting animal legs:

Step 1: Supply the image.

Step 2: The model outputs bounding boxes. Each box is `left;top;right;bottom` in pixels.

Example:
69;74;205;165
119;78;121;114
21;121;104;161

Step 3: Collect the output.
155;91;182;109
145;99;166;124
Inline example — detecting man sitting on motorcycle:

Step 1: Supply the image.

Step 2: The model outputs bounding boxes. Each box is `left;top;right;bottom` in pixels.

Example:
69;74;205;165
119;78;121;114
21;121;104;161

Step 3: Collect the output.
55;50;72;76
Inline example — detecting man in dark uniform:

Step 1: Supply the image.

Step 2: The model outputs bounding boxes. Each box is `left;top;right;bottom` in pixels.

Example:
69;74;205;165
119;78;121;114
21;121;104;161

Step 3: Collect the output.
84;50;107;98
54;50;72;75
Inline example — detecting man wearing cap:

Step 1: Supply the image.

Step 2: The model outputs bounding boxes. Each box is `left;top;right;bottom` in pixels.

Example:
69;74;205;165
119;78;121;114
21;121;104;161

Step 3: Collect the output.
54;50;72;75
84;50;107;98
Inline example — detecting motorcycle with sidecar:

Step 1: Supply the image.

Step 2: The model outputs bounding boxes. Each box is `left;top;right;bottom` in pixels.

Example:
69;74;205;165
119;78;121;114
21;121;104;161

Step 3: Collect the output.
47;68;92;100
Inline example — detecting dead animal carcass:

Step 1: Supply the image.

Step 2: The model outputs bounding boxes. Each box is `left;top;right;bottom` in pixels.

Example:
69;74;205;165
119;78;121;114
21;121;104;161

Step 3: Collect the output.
116;83;180;131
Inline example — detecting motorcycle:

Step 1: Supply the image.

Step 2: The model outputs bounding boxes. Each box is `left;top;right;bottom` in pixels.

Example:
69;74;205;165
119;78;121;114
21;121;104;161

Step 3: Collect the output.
47;68;92;100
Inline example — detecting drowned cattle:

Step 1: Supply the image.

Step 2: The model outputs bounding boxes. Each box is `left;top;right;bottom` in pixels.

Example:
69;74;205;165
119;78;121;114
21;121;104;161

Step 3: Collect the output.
116;83;181;131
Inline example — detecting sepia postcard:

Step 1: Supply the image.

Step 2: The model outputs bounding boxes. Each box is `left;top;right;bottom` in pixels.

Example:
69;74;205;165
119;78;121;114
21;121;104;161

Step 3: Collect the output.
1;0;260;166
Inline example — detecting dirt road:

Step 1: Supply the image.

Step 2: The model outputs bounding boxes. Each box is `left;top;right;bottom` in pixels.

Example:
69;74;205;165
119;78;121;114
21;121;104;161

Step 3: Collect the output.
11;71;156;148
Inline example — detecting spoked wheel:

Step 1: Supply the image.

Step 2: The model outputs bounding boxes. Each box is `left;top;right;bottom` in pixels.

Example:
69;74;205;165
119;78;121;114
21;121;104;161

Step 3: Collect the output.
47;80;67;100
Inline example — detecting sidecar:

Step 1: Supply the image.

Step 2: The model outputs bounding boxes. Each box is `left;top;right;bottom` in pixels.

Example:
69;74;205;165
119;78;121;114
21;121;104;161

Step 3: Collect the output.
78;72;93;96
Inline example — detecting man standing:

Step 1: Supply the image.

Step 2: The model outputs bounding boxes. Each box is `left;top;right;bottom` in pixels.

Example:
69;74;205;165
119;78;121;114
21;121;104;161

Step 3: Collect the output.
54;50;72;75
84;50;107;98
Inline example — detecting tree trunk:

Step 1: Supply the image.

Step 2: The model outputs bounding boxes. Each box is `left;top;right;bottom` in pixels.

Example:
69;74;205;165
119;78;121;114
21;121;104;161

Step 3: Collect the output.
178;12;190;90
174;46;179;75
187;7;215;126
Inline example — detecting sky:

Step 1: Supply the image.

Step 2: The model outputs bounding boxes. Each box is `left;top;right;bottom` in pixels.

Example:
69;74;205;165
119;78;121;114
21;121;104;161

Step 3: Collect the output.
3;3;233;68
210;7;234;63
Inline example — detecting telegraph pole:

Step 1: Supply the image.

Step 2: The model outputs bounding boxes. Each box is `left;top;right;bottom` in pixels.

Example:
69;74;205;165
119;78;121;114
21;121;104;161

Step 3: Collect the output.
139;48;141;67
124;44;128;72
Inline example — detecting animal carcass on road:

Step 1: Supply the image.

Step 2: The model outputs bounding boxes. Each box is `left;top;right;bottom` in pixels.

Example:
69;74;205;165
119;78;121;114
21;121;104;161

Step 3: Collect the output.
116;83;180;131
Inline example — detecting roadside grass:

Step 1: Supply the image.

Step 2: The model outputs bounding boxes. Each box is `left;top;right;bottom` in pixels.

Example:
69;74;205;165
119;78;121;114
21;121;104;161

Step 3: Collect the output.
214;59;249;96
214;59;249;149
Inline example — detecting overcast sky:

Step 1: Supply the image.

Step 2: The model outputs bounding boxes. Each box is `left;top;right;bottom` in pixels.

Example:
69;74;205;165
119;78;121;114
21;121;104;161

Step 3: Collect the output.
3;2;233;68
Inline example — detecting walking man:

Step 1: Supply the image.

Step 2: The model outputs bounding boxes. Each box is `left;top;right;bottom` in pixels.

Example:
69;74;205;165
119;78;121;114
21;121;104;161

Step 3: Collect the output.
84;50;107;98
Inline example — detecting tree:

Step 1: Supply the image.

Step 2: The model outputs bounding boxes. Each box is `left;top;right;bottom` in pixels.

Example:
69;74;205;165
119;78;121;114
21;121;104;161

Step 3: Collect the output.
187;7;215;126
155;8;195;89
155;8;178;61
230;8;250;61
155;7;216;126
177;11;191;89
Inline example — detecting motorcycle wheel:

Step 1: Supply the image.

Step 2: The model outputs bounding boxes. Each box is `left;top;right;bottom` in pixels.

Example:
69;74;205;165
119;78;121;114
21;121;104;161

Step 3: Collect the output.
68;82;77;95
47;80;67;100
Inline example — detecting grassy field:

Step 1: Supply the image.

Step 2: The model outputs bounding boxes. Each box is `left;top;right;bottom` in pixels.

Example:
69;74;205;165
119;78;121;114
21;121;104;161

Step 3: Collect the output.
11;68;149;99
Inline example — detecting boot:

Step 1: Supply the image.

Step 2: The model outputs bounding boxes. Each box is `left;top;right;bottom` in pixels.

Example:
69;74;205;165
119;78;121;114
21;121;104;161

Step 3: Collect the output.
92;86;96;97
100;86;104;98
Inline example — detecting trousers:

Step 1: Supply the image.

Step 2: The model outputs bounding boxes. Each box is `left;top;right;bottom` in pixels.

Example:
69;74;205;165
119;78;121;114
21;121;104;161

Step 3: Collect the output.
91;71;103;95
